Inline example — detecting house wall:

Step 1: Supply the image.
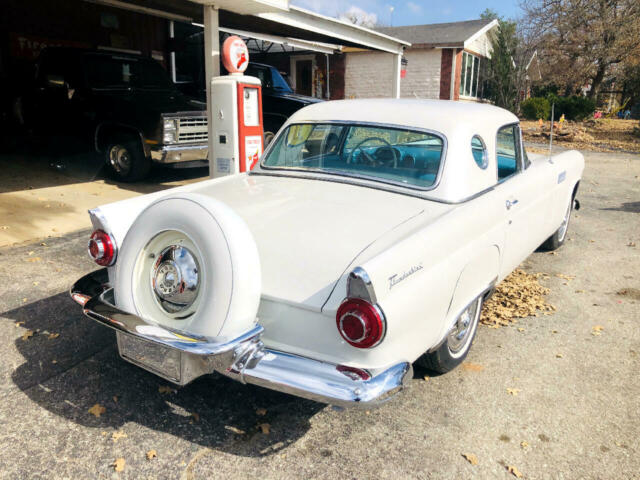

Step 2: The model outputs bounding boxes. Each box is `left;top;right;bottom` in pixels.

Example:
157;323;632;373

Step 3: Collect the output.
344;48;441;99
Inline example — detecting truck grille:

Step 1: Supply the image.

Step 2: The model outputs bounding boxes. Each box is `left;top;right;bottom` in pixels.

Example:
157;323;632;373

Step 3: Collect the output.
177;117;208;144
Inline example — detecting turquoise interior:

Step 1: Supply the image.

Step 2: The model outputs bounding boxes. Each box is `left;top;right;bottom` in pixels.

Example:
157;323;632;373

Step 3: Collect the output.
497;154;517;179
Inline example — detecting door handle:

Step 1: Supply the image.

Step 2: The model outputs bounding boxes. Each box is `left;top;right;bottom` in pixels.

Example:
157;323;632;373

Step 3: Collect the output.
506;199;519;210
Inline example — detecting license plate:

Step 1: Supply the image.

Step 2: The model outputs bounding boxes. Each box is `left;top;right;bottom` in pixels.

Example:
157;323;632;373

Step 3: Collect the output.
117;332;182;383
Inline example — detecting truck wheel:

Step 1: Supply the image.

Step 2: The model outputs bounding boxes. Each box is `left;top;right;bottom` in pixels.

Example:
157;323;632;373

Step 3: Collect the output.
113;193;262;339
415;295;482;373
106;135;151;182
541;196;572;251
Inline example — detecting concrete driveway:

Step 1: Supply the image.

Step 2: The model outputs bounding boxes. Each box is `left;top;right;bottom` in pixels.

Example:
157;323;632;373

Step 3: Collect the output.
0;149;638;479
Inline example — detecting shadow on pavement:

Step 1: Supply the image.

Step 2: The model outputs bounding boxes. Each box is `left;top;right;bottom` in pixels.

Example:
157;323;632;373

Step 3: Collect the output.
3;292;322;456
602;201;640;213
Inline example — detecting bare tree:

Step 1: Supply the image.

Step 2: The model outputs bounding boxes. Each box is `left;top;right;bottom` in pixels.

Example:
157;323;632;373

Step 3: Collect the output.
339;6;378;28
521;0;640;101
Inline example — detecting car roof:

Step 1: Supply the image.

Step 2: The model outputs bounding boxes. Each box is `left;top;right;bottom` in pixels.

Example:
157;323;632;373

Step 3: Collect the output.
287;99;519;135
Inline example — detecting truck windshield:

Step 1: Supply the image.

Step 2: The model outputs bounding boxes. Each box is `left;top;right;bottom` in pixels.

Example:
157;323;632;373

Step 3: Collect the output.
262;123;445;189
85;56;174;90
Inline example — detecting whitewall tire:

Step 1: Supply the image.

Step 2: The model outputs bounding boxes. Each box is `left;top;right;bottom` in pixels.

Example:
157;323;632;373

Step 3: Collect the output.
114;193;261;339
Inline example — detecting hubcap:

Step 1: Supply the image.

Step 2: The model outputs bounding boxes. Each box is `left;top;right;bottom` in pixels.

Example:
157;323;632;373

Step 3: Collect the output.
152;245;200;314
109;145;132;175
557;201;572;242
447;298;480;355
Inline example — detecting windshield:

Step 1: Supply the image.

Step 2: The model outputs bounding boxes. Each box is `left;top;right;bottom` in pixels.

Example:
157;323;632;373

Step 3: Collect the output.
262;123;445;189
85;55;175;90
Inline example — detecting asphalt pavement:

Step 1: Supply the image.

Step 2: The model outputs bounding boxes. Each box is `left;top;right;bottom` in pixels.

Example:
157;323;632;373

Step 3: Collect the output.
0;149;638;479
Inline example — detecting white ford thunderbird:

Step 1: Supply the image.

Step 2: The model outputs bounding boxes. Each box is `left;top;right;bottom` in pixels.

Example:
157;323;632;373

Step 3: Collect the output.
71;99;584;407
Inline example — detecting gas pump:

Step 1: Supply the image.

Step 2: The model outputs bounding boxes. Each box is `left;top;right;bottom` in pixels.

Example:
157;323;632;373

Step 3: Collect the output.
211;36;264;178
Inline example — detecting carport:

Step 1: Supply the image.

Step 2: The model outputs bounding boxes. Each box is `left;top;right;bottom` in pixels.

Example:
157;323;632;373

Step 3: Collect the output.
88;0;410;174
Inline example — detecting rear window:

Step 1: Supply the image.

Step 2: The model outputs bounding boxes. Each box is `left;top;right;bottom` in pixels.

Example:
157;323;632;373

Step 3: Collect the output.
262;123;444;189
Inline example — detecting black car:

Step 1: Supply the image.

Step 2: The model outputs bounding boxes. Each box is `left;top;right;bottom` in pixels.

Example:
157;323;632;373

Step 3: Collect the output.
20;48;208;181
243;63;322;144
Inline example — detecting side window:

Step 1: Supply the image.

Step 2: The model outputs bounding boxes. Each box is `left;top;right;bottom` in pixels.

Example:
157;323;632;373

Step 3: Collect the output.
496;125;520;181
471;135;488;169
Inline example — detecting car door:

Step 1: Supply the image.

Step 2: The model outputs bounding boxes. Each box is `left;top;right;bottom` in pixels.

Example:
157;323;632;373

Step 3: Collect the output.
494;124;550;278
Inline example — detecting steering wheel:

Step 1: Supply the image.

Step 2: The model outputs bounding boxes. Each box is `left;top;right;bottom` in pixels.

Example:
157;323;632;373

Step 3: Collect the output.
348;137;399;167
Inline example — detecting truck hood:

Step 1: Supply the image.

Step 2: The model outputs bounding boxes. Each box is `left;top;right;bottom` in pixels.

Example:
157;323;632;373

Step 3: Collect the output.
92;89;205;116
97;174;451;311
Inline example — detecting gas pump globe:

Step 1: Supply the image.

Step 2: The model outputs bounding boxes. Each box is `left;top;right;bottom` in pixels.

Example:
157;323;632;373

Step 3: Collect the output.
211;36;264;178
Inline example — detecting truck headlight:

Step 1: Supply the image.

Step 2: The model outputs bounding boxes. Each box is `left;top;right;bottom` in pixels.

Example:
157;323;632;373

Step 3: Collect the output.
163;118;178;144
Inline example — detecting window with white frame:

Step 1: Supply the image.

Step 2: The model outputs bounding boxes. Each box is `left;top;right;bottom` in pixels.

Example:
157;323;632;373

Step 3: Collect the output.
459;51;481;98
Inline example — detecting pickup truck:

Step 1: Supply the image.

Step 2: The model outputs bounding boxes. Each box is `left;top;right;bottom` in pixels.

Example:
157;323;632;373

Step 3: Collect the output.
20;48;208;181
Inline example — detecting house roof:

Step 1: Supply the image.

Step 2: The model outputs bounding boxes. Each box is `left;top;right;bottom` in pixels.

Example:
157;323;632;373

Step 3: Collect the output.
377;18;498;48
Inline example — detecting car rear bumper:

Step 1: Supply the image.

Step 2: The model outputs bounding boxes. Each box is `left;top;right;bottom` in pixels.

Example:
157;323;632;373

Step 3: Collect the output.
150;144;207;164
70;269;412;408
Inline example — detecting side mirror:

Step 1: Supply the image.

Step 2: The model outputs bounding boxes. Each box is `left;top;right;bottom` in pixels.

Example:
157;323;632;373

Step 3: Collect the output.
45;74;66;89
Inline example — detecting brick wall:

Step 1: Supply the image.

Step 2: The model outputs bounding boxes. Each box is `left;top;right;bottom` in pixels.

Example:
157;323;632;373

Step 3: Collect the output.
439;49;453;100
344;48;442;99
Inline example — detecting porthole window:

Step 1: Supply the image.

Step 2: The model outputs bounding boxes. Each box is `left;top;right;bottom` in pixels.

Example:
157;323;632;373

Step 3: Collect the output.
471;135;488;169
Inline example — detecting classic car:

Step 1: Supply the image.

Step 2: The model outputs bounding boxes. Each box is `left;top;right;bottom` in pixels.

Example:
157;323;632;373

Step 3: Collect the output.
71;99;584;407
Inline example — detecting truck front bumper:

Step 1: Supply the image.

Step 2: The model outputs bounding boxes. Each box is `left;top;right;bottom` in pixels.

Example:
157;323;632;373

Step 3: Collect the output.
150;144;208;165
70;269;412;408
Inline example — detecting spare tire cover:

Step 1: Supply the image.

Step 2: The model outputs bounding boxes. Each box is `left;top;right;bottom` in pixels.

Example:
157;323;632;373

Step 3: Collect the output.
114;193;261;339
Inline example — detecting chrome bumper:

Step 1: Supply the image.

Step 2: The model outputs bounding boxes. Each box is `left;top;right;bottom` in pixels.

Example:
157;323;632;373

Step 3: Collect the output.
150;144;207;164
70;269;412;408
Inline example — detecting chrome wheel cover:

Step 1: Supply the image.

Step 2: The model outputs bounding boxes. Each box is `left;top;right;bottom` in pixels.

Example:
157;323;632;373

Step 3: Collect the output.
447;298;481;355
109;144;132;175
152;245;200;313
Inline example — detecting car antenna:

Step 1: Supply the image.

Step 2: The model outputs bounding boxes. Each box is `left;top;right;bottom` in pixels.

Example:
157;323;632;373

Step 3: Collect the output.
548;102;555;162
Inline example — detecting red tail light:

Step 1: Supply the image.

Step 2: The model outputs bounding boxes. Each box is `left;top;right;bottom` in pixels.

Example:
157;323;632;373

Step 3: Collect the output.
88;230;116;266
336;298;385;349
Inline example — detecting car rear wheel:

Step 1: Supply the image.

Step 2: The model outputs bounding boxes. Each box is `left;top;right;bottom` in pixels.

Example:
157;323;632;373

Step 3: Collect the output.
106;136;151;182
415;295;482;373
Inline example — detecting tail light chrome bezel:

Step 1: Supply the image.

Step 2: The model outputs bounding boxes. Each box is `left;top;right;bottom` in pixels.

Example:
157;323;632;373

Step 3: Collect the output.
88;229;117;266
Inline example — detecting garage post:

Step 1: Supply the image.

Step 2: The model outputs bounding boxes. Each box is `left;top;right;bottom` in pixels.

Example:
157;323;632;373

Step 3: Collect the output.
392;52;402;98
204;5;221;178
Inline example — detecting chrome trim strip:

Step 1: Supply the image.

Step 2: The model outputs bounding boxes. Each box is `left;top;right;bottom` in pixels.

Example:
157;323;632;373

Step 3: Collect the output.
255;120;449;193
71;269;411;406
347;266;377;304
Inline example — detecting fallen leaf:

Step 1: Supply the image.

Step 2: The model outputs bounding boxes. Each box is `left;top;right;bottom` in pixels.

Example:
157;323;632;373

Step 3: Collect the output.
506;465;523;478
22;298;28;303
21;330;34;340
551;330;559;334
40;242;47;246
462;453;479;465
258;423;271;434
32;281;39;286
15;321;25;327
26;257;41;263
48;333;60;339
88;403;106;417
556;353;564;358
627;242;636;247
191;412;200;422
112;458;125;472
256;408;267;416
113;396;118;403
52;359;58;364
158;385;176;394
592;325;604;332
423;375;430;381
520;441;529;448
517;327;525;332
0;226;9;230
575;289;584;293
28;251;35;256
224;425;245;435
462;362;485;372
111;430;127;442
507;388;520;396
146;450;157;460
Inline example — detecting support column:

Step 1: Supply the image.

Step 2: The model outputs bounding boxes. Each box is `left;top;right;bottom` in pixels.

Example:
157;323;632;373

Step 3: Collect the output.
391;52;402;98
168;20;177;83
204;5;220;178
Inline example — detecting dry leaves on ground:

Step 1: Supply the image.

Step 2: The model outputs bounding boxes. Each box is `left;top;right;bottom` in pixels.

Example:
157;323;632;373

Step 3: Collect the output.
146;450;157;460
462;362;485;372
48;333;60;339
256;408;267;416
158;385;176;394
21;330;34;341
506;388;521;396
225;425;245;435
462;453;479;465
507;465;523;478
520;441;529;448
111;431;127;442
258;423;271;434
112;458;125;472
592;325;604;336
88;404;106;417
480;269;555;328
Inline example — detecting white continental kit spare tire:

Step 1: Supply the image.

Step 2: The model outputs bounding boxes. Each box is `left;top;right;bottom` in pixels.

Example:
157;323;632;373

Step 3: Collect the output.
114;193;261;339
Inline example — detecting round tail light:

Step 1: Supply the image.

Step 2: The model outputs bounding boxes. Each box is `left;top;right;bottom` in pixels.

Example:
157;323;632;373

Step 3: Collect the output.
336;298;385;349
88;230;116;266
